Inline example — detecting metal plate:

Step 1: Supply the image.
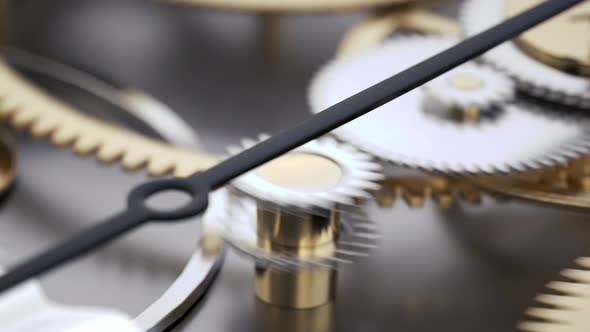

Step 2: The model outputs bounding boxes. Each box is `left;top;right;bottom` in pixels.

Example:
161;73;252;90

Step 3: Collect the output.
4;0;590;331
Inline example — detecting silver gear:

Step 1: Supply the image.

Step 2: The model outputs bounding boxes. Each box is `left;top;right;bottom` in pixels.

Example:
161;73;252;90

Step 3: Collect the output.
421;62;515;119
461;0;590;107
228;135;384;210
309;35;590;175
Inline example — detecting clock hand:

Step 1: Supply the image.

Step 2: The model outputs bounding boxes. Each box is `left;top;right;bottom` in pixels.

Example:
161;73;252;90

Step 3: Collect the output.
0;0;583;295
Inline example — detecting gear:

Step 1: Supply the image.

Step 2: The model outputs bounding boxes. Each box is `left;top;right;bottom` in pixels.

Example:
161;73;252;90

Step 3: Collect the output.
519;256;590;332
309;35;590;175
461;0;590;107
0;59;218;177
421;63;515;121
228;135;383;210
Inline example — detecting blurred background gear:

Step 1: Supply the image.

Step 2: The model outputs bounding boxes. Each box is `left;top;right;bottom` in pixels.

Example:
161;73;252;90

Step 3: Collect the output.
0;59;218;177
519;256;590;332
462;0;590;107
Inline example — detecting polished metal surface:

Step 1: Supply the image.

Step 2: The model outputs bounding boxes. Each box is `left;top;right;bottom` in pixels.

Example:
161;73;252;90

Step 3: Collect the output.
4;0;590;331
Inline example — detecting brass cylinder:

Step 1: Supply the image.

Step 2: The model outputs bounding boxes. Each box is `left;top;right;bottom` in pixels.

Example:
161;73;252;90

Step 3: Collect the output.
255;205;337;309
256;298;334;332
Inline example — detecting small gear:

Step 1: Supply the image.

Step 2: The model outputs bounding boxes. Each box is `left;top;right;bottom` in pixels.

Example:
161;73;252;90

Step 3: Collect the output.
461;0;590;107
309;35;590;175
228;135;383;210
519;256;590;332
0;59;218;177
421;63;515;121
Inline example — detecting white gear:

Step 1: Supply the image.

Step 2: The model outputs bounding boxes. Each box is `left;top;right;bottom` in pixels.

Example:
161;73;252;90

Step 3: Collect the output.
309;35;590;174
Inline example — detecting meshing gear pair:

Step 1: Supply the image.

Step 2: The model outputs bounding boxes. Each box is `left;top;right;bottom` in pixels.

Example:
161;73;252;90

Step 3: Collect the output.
308;4;590;208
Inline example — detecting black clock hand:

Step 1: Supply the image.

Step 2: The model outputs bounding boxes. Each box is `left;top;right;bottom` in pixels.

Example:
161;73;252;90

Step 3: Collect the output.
0;0;582;294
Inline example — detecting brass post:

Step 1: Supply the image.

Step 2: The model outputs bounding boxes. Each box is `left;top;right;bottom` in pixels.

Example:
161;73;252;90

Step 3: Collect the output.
254;205;338;309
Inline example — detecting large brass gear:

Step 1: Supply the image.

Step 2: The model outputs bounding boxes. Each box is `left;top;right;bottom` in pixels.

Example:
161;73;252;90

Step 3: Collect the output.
0;60;218;178
519;256;590;332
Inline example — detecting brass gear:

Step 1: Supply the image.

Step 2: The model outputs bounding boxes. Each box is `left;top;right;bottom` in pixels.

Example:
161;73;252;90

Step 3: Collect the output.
519;256;590;332
374;176;483;209
0;60;218;178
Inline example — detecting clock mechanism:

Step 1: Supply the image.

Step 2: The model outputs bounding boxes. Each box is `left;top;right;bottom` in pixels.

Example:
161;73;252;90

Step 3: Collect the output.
1;1;590;332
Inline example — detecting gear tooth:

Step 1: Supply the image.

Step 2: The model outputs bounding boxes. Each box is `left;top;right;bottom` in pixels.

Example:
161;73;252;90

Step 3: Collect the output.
97;144;125;163
30;118;58;138
121;151;149;171
547;281;590;297
227;145;241;155
50;127;79;146
241;138;257;149
402;192;425;208
147;159;174;177
173;163;200;178
575;257;590;269
73;135;101;155
458;185;481;205
526;307;579;324
561;269;590;283
11;108;37;129
535;294;586;310
433;192;454;209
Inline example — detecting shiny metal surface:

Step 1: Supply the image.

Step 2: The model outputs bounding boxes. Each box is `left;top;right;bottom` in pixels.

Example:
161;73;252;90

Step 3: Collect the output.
4;0;590;331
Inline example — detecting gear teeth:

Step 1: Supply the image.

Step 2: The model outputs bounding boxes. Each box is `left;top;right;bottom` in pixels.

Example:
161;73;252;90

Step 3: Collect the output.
0;60;218;177
520;256;590;332
374;176;486;209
